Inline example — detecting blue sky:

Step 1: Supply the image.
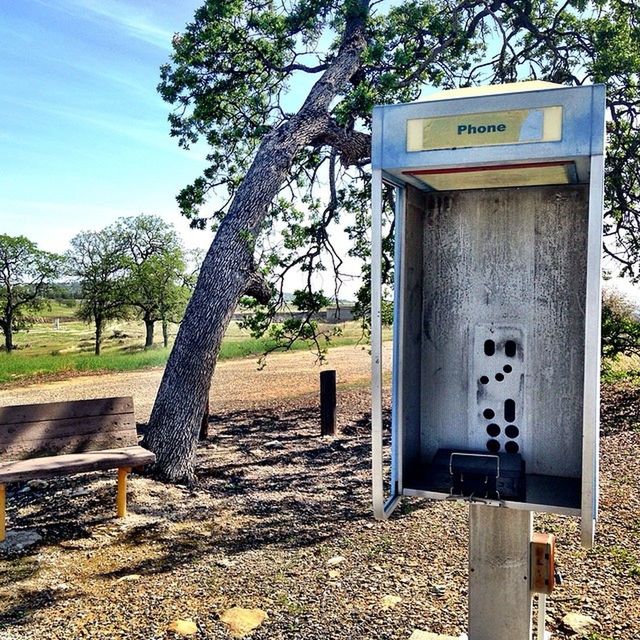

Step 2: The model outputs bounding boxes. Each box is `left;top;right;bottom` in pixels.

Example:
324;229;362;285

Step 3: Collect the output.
0;0;363;298
1;0;213;253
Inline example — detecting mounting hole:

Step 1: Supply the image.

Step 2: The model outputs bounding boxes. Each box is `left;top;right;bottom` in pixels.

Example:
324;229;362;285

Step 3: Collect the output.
505;424;520;439
483;408;495;420
486;423;500;437
480;376;489;385
505;340;517;357
484;340;496;356
495;373;504;382
504;399;516;423
503;364;513;373
486;439;500;453
505;441;519;454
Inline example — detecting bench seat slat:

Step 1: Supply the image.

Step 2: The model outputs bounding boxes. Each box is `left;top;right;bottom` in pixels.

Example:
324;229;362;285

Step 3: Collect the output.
0;429;140;459
0;397;134;426
0;446;156;483
0;415;136;445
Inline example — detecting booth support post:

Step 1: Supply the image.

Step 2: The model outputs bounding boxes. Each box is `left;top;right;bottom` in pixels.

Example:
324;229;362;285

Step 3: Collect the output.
371;169;385;520
469;505;533;640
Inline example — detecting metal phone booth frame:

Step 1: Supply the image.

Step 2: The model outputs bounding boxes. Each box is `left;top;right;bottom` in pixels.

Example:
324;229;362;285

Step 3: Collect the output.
371;82;605;640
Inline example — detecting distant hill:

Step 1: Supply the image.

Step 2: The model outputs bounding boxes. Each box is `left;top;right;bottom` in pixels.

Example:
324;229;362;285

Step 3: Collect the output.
48;281;82;300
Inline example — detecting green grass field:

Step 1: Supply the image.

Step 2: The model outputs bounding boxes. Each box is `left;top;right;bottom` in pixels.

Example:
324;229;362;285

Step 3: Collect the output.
0;306;385;385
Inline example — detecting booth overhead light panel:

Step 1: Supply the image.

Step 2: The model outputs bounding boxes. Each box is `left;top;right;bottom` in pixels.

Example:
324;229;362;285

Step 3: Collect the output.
405;160;577;191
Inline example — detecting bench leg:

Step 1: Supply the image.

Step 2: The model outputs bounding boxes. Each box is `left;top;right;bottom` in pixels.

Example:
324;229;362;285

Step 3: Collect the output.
117;467;132;518
0;484;5;542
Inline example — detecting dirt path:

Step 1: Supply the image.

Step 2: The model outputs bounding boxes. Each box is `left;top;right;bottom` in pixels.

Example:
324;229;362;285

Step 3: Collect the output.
0;343;393;419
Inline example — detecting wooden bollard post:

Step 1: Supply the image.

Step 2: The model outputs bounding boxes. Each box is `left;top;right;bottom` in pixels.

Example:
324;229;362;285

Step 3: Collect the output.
320;370;337;436
0;484;5;542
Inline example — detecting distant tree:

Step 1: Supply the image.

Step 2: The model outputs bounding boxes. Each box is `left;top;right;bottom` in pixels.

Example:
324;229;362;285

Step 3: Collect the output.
159;258;198;348
117;215;193;349
67;229;130;355
0;234;63;352
47;281;82;301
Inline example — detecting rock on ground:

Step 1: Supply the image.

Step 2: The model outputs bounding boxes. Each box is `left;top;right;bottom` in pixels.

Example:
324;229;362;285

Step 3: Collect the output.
219;607;267;638
561;612;601;637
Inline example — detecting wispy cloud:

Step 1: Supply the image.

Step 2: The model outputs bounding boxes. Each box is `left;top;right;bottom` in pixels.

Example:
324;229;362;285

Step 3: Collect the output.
2;94;207;161
36;0;174;49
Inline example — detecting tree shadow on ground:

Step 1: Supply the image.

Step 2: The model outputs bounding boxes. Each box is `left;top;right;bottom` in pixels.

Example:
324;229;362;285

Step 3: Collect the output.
99;403;386;578
1;397;392;592
0;587;70;627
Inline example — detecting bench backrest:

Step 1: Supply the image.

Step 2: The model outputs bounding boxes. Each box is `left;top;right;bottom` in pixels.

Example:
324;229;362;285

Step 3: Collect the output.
0;396;137;461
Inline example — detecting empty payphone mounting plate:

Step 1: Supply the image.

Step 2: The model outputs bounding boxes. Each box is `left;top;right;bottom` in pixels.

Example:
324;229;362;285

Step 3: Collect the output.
471;325;526;457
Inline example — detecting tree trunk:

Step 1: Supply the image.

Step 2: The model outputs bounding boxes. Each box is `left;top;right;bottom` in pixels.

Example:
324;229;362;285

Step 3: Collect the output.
3;316;13;353
142;9;369;483
162;318;169;348
94;318;103;356
144;317;155;349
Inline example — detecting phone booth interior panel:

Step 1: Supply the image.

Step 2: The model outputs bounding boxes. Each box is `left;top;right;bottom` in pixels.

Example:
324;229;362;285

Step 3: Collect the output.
399;183;588;511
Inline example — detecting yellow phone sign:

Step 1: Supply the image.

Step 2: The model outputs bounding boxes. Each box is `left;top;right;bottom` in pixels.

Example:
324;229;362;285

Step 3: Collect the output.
407;106;563;151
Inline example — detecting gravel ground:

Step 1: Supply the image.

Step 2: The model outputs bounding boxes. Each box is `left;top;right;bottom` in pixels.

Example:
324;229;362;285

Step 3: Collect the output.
0;361;638;639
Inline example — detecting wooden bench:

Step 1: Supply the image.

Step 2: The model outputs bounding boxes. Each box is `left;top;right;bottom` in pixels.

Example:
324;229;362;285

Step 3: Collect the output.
0;396;156;542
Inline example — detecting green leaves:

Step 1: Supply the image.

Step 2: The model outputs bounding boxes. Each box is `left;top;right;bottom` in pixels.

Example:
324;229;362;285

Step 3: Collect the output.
160;0;345;225
161;0;640;361
601;288;640;375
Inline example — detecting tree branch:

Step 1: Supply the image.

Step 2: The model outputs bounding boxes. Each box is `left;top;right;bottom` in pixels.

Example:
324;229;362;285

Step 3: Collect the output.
244;270;272;305
312;117;371;166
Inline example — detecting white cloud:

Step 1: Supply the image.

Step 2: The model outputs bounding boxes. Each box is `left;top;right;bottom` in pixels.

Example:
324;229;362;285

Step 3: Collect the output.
36;0;174;49
2;94;207;161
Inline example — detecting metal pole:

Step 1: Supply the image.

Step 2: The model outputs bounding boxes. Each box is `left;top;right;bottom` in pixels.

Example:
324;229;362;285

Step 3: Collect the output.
537;594;547;640
469;505;533;640
371;169;385;520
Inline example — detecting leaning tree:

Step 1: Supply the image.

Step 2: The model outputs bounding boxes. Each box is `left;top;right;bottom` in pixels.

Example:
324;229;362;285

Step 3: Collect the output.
142;0;640;482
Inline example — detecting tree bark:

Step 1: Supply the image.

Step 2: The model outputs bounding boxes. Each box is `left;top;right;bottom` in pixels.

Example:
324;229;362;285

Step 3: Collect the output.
245;271;272;305
142;4;369;483
144;317;155;349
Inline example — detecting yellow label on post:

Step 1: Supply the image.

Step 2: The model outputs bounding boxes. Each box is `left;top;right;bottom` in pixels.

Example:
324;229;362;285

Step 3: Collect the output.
407;106;562;151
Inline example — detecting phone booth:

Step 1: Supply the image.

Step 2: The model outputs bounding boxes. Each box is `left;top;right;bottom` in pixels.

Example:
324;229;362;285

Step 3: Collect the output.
370;81;605;640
